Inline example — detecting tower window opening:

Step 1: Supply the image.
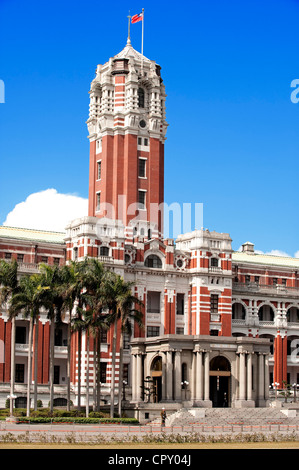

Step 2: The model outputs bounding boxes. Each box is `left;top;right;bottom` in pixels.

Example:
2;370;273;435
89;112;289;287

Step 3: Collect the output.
97;161;102;180
96;192;101;211
210;294;219;313
139;158;146;178
138;87;145;108
138;190;146;210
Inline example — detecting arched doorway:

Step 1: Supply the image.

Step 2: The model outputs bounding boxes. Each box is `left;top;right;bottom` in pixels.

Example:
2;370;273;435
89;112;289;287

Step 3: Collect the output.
150;356;162;403
209;356;231;407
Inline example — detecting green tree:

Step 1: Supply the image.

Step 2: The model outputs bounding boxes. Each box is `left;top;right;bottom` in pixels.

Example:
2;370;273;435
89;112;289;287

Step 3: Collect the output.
10;273;50;417
0;260;19;416
102;272;143;417
39;263;65;414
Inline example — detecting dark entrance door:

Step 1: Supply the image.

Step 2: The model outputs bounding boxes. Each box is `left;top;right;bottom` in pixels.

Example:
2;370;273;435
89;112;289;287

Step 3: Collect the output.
210;375;229;407
151;356;163;403
153;376;162;403
209;356;231;407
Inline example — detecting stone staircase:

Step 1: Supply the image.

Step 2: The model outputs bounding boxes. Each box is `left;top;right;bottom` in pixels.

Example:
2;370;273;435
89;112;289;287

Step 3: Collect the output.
149;407;299;427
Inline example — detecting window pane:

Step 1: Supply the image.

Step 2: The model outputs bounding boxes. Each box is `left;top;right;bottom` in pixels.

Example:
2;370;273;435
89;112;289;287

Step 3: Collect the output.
139;159;146;177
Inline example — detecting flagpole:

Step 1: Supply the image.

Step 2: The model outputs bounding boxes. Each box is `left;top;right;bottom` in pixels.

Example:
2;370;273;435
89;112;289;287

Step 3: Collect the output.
141;8;144;56
127;12;131;44
141;8;144;74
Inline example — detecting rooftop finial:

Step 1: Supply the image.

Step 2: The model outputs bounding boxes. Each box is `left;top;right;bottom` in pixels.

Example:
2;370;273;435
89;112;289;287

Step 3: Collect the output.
127;12;131;45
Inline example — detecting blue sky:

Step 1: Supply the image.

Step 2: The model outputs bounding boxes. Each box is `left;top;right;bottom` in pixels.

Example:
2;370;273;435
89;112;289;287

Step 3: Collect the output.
0;0;299;255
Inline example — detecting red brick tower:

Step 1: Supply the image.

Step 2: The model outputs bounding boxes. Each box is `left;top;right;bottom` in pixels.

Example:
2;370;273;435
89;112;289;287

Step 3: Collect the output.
87;39;168;240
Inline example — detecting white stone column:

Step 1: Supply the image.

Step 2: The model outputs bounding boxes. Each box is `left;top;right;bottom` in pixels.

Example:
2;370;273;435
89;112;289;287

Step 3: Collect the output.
196;351;203;400
174;349;182;401
264;353;269;401
166;351;173;401
136;354;142;402
239;352;246;401
247;353;253;401
259;352;265;402
204;351;210;401
132;355;137;401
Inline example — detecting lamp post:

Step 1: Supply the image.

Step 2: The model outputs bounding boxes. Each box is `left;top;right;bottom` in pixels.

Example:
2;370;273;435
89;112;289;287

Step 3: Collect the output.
181;381;189;400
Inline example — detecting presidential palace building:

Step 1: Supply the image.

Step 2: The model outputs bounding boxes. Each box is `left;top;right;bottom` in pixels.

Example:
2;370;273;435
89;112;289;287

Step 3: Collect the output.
1;39;299;417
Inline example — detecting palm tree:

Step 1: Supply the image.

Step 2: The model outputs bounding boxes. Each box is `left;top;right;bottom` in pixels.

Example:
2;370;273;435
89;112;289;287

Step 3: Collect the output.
80;258;107;412
0;259;19;416
117;292;143;417
39;263;65;414
102;272;143;417
60;259;89;413
59;261;81;411
10;273;49;417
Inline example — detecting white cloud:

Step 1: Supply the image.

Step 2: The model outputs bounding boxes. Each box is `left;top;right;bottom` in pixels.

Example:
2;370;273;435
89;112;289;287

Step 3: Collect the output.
3;189;88;232
295;251;299;259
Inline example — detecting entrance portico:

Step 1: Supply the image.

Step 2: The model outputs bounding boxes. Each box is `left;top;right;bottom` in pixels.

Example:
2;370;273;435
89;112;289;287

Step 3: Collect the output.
130;334;270;408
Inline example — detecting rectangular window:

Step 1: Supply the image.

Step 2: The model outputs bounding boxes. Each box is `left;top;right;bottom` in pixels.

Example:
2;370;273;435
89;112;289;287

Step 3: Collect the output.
282;278;287;286
176;293;185;315
15;364;25;383
53;257;60;266
245;275;250;284
254;276;260;284
147;326;160;337
100;328;107;343
54;365;60;384
273;278;278;286
123;333;131;350
17;253;24;262
41;256;48;264
138;190;146;210
123;363;129;384
138;137;142;145
100;362;107;383
139;158;146;178
147;291;160;313
144;138;148;146
97;161;102;180
210;294;218;313
15;326;26;344
176;327;184;335
54;328;63;346
5;253;11;260
96;192;101;211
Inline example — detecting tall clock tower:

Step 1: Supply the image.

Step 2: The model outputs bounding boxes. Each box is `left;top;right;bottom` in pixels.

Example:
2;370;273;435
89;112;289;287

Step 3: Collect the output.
87;39;168;240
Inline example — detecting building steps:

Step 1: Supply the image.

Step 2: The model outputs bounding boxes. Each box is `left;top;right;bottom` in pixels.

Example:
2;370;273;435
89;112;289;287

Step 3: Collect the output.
148;406;299;427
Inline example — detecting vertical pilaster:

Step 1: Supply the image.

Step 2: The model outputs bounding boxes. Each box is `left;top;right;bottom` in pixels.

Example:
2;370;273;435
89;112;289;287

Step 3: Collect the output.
166;351;173;401
204;350;210;401
174;349;182;401
196;351;203;401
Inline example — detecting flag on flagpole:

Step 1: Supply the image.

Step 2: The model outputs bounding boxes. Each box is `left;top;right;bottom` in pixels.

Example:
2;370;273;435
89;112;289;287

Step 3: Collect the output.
131;12;143;24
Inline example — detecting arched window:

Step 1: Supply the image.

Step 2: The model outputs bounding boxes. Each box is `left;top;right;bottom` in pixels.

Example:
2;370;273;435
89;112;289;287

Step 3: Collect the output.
138;87;145;108
232;302;246;320
210;258;219;267
145;254;162;268
100;246;109;256
258;305;274;322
